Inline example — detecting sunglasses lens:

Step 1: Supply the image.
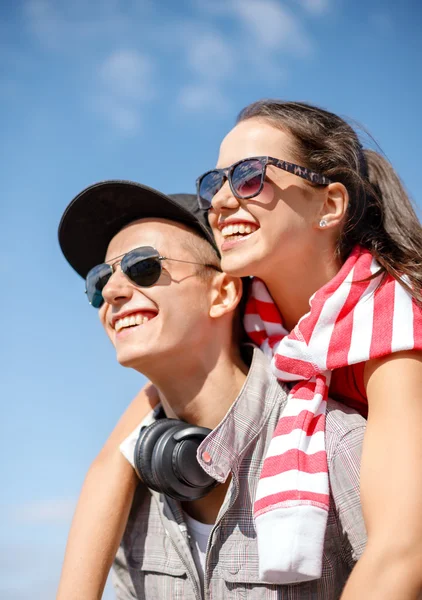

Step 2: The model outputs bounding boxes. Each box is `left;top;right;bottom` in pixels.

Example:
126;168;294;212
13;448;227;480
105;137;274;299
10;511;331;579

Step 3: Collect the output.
123;249;162;287
198;171;224;208
232;159;264;198
85;264;112;308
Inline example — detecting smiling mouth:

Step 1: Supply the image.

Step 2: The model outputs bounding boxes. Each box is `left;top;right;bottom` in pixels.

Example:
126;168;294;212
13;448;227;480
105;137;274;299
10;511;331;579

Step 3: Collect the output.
114;311;158;333
220;223;259;242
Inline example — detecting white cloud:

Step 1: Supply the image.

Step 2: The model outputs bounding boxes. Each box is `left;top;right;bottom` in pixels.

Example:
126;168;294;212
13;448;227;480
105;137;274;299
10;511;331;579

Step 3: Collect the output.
0;543;62;600
23;0;145;50
94;49;154;133
178;82;231;114
160;19;237;113
10;498;76;524
99;50;154;101
179;0;314;113
230;0;313;56
21;0;322;121
0;543;117;600
24;0;59;44
23;1;156;133
0;517;115;599
93;95;143;134
24;0;89;50
186;32;236;80
297;0;330;15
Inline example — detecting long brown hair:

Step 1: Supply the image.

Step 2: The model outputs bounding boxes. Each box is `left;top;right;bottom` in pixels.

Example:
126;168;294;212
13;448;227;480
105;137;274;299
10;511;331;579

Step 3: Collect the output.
237;100;422;302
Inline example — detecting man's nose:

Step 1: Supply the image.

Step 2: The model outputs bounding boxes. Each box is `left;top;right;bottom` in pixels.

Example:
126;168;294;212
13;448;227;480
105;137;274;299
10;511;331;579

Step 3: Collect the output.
211;180;241;213
102;266;134;305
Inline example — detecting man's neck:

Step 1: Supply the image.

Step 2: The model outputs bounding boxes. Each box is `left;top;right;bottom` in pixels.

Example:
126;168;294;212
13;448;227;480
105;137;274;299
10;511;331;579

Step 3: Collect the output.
142;343;249;429
142;341;250;525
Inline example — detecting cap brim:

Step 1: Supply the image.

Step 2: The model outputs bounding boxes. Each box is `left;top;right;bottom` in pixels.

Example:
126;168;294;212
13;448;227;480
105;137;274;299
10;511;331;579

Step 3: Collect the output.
58;180;217;278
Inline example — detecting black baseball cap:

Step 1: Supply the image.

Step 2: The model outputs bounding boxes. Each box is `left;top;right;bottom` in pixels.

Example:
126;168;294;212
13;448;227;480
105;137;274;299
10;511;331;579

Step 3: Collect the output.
58;180;218;278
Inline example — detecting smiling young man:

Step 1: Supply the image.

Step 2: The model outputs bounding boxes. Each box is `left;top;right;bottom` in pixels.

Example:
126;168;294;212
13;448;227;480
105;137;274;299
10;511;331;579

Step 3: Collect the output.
58;182;367;600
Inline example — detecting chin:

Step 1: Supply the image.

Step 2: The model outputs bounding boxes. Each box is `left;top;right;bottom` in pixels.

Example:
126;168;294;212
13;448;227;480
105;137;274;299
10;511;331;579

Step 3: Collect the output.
116;343;175;375
116;346;151;370
220;251;265;279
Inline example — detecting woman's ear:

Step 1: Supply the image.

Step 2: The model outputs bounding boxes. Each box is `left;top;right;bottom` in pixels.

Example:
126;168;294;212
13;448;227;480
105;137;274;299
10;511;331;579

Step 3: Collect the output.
316;182;349;229
209;273;243;319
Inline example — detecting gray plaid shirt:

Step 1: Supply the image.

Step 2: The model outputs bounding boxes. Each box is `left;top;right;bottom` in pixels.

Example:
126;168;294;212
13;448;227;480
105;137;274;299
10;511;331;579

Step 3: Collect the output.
112;348;367;599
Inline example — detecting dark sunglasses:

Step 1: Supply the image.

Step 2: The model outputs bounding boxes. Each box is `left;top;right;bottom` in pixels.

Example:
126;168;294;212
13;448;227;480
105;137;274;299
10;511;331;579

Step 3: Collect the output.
196;155;332;210
85;245;221;308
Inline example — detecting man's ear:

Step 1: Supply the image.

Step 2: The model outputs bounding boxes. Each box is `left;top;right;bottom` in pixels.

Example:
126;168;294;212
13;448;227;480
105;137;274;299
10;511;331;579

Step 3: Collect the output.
209;273;243;319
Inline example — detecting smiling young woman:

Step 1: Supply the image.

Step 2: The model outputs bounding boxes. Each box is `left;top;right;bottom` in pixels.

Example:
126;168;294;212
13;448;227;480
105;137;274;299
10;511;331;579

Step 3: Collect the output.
199;100;422;599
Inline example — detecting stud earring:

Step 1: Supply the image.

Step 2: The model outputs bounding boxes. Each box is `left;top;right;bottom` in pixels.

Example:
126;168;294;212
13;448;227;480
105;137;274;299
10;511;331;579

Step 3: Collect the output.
319;219;328;228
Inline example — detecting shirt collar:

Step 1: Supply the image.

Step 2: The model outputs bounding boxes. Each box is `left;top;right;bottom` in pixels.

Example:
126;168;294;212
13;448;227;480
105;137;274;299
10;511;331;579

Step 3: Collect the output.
197;347;287;483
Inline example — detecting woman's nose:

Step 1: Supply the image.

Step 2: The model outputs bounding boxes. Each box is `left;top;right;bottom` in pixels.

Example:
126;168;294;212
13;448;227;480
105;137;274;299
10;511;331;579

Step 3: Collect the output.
211;180;241;213
102;266;134;306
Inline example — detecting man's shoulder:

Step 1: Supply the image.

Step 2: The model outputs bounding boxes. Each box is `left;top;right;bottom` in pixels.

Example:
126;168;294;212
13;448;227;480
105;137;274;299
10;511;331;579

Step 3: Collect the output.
326;397;366;430
325;398;366;456
240;345;288;402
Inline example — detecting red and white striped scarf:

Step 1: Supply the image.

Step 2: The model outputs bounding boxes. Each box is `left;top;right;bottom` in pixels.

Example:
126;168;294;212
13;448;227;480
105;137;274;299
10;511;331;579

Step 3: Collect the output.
244;246;422;584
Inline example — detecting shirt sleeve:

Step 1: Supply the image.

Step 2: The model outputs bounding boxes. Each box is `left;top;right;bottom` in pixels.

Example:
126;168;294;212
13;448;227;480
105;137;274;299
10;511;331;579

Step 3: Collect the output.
119;408;157;469
329;426;367;568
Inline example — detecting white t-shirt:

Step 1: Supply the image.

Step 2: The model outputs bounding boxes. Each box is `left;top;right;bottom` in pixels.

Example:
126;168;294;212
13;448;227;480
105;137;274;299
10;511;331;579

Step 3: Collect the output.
183;511;214;590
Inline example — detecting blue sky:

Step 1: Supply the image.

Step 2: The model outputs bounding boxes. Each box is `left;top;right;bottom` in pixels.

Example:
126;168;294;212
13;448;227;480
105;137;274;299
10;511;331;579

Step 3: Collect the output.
1;0;421;598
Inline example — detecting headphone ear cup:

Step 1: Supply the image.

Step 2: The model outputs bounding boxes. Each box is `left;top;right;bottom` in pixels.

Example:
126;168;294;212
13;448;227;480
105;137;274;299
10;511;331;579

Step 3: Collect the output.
153;425;217;501
134;419;179;491
134;418;218;502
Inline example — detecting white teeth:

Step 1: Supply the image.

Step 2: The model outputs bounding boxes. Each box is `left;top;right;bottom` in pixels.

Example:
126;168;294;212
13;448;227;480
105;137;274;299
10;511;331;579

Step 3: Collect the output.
221;223;258;238
114;313;153;331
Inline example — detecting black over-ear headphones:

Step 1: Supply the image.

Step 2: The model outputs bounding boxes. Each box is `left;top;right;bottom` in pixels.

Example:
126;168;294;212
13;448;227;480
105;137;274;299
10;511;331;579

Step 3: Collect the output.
134;416;217;501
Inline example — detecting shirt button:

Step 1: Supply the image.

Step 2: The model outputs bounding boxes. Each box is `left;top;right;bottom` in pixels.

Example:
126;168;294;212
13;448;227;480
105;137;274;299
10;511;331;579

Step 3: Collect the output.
202;451;212;464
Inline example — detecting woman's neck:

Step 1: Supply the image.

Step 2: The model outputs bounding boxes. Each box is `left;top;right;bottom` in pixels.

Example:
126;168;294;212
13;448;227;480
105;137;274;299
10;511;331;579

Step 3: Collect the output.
264;251;343;331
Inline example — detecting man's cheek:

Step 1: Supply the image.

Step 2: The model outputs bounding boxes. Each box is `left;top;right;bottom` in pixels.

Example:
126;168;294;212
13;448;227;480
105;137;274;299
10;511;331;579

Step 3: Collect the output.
108;329;116;346
98;305;108;326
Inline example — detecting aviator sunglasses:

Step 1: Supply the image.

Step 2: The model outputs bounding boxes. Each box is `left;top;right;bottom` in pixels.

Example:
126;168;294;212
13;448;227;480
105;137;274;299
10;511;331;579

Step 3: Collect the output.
196;155;332;210
85;245;221;308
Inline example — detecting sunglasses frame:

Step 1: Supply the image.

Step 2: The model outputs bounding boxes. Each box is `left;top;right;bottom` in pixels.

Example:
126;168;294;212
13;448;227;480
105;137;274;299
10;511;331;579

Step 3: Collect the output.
196;155;332;210
85;245;221;308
